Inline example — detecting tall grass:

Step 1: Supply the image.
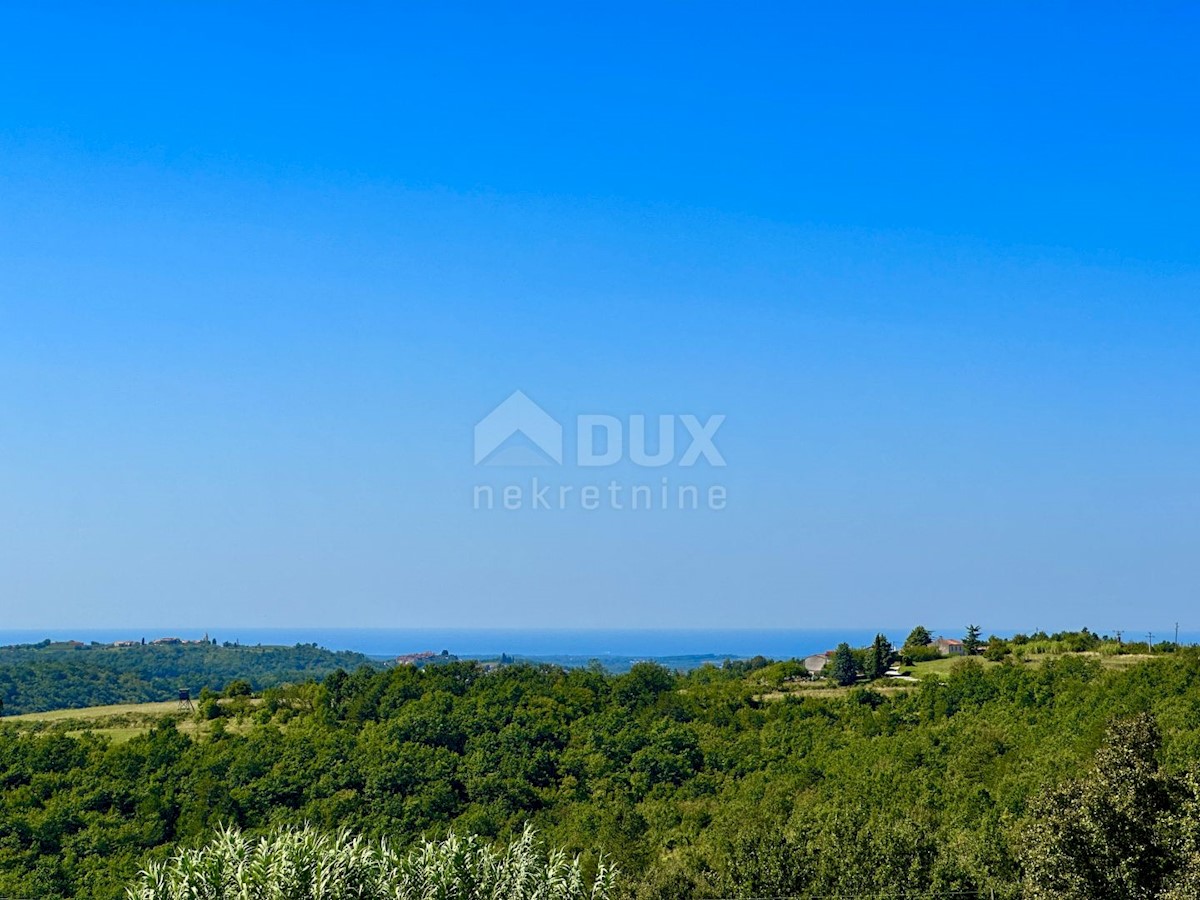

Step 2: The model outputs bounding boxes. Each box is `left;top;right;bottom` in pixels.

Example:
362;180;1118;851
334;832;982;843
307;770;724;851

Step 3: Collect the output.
127;824;617;900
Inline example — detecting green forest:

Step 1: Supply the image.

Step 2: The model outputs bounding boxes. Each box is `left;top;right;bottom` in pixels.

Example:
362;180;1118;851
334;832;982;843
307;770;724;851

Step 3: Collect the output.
0;642;375;716
5;641;1200;898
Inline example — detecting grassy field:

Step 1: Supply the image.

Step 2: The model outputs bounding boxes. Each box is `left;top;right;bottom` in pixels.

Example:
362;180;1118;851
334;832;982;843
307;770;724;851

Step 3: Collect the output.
901;656;998;677
901;650;1160;679
1074;651;1157;668
5;700;184;722
3;698;261;742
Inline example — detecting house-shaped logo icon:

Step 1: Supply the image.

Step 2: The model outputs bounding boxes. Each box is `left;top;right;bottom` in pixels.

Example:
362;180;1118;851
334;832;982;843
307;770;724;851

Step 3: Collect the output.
474;391;563;466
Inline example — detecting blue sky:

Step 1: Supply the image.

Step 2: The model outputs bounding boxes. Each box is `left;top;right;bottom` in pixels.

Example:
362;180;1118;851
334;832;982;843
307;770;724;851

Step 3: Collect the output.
1;3;1198;631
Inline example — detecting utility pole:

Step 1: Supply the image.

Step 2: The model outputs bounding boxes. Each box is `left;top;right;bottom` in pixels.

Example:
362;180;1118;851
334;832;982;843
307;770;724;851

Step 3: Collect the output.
1176;622;1180;646
1148;632;1154;653
1116;630;1123;645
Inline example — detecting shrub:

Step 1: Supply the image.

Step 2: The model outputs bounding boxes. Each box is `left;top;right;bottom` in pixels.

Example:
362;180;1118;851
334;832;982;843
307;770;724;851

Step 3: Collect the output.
904;645;943;664
984;639;1010;661
199;698;224;720
127;824;616;900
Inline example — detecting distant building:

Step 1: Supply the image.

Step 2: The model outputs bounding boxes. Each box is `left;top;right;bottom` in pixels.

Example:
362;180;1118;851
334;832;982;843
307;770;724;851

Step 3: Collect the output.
803;652;830;675
151;637;182;645
935;637;964;656
396;650;437;666
112;640;140;647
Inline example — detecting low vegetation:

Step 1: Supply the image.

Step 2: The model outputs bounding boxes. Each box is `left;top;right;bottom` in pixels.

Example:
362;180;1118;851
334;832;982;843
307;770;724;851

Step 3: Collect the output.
128;824;615;900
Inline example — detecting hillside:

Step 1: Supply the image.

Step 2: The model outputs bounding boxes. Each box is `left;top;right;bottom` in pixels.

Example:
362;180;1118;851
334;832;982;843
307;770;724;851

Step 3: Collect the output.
0;640;377;715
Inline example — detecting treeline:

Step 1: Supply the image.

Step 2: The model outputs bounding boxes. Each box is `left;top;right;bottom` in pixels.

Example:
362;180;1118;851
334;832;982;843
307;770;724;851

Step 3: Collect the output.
6;651;1200;897
0;642;376;715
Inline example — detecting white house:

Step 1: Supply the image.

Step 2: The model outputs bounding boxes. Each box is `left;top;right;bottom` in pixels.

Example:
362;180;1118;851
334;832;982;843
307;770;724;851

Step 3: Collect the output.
935;637;964;656
803;653;830;675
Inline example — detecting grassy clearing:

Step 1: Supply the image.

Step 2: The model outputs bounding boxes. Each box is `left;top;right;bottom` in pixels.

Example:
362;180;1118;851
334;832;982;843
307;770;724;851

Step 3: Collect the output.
4;698;262;743
63;725;149;742
1070;651;1157;669
6;700;183;722
903;656;998;678
903;650;1164;681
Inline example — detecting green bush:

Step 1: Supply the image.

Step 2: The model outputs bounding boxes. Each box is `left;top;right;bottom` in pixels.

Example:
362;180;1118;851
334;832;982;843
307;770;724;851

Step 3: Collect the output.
984;639;1010;661
198;698;224;720
903;644;943;664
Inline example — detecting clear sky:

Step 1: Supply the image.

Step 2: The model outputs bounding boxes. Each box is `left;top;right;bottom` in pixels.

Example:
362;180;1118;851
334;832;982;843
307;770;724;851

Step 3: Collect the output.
1;3;1198;631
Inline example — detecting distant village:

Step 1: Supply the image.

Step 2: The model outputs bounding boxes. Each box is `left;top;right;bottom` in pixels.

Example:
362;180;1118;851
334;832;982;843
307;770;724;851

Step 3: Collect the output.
395;649;461;667
22;634;221;650
113;635;215;647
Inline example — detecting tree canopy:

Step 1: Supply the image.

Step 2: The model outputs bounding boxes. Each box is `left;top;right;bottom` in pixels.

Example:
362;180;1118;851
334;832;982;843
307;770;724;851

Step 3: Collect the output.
904;625;932;647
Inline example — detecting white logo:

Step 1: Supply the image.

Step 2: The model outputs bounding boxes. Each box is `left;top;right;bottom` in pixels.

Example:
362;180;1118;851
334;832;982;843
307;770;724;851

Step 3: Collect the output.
575;414;726;467
474;393;726;468
472;393;728;511
473;391;563;466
